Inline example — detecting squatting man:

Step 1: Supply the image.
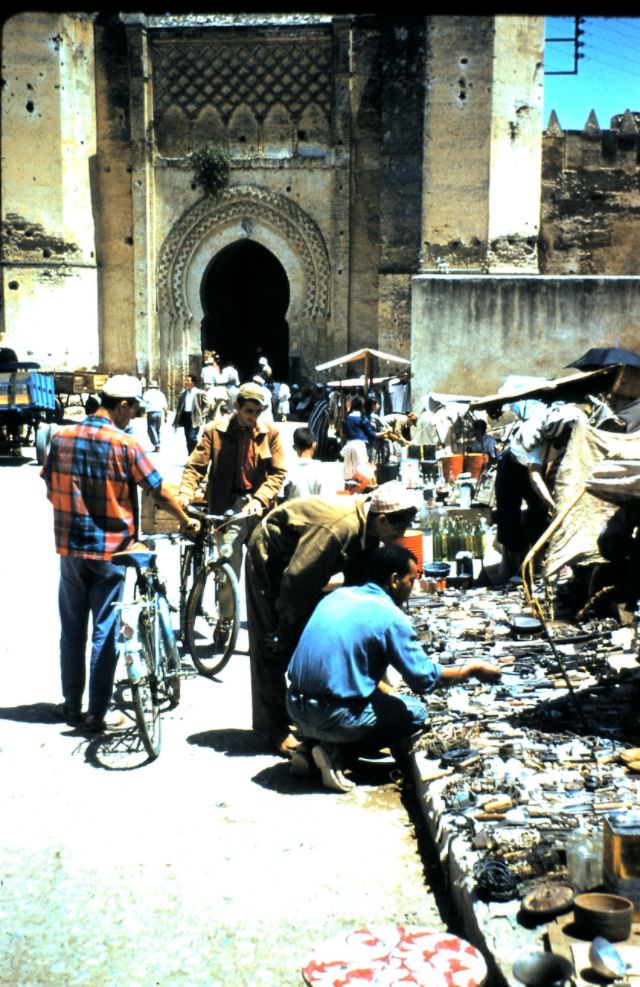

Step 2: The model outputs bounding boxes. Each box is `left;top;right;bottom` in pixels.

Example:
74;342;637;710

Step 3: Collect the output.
286;543;502;792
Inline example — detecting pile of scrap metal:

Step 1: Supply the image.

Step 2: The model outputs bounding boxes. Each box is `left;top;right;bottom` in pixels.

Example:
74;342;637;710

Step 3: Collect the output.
406;582;640;912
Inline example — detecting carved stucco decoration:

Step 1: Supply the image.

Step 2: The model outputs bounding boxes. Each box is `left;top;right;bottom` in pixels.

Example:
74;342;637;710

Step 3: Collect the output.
151;38;331;126
157;184;331;376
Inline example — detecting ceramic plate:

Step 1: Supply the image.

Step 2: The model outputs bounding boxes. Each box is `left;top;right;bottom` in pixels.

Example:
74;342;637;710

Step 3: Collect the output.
302;925;487;986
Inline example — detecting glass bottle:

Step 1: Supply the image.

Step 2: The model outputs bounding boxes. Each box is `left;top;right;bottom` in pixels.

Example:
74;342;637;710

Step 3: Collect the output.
566;828;603;891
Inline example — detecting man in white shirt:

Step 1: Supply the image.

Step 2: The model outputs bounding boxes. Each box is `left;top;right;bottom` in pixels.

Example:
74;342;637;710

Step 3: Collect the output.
143;380;168;452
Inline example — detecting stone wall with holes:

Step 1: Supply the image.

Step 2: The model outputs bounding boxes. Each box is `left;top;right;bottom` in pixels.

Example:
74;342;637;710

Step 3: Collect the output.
540;113;640;276
0;12;100;368
421;16;544;275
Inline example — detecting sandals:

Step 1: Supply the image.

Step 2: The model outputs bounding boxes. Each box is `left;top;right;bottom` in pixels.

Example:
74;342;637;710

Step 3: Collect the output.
311;743;355;793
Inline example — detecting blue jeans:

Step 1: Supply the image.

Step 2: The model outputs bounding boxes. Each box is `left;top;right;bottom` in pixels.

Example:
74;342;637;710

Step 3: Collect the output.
58;556;126;717
286;689;428;750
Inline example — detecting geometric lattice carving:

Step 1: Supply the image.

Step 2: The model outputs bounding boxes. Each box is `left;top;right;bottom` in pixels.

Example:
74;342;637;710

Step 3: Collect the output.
158;184;331;326
151;37;331;129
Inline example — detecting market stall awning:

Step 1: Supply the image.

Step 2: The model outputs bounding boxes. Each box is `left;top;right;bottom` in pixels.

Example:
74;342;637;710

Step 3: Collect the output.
315;347;411;372
326;375;397;387
468;366;620;412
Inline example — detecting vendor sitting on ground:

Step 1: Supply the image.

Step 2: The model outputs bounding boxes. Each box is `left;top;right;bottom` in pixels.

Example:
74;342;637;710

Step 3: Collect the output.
285;543;502;793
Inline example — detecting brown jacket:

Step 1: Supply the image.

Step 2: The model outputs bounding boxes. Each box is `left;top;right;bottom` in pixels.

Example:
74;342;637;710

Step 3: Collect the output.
179;414;286;514
247;496;371;627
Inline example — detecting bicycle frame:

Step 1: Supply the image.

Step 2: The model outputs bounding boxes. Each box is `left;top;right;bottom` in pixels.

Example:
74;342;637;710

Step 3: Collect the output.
112;535;182;758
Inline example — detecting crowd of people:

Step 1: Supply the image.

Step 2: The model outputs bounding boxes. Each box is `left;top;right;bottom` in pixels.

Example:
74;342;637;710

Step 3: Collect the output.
41;352;502;791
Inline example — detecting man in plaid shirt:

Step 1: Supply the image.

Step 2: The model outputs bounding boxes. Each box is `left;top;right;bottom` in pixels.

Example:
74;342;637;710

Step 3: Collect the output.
42;374;197;732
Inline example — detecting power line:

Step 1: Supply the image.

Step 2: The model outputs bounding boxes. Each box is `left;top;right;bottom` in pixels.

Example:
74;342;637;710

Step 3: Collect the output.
583;36;640;69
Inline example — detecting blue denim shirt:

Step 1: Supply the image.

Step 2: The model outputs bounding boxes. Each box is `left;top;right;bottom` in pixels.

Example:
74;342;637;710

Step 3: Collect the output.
287;583;441;700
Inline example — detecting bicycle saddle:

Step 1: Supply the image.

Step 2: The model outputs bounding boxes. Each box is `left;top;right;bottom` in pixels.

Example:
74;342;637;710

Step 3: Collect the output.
112;542;156;569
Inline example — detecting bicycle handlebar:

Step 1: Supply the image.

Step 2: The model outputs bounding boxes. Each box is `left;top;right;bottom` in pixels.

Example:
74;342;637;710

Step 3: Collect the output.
186;505;246;526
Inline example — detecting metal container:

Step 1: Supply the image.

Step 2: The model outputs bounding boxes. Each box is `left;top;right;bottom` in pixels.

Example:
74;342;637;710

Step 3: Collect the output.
603;811;640;914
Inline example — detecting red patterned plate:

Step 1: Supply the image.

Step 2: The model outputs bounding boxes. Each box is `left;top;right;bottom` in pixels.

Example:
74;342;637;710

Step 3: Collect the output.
301;925;487;986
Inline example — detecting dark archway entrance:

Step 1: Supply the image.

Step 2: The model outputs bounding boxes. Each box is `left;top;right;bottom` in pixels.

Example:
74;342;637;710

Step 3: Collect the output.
200;240;290;382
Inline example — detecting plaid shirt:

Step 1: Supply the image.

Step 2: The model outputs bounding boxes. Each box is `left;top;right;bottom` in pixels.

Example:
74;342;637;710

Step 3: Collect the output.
42;413;163;560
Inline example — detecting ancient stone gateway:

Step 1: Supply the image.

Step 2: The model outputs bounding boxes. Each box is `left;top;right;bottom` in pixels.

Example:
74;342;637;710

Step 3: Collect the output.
157;184;331;391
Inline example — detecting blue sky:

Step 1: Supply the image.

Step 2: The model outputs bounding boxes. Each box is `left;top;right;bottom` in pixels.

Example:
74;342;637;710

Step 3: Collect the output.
543;16;640;130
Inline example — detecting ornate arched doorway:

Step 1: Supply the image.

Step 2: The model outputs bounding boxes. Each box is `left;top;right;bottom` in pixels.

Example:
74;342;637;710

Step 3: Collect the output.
157;185;331;394
201;240;290;381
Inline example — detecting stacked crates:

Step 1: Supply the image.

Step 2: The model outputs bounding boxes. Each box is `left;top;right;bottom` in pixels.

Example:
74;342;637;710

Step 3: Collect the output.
0;369;55;412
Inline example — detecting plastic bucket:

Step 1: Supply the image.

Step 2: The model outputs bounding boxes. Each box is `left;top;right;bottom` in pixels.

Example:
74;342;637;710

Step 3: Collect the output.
464;453;488;478
377;463;400;484
399;530;424;569
440;454;464;482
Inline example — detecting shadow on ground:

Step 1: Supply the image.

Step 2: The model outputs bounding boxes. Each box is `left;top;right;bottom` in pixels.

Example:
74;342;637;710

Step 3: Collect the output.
187;727;269;757
0;454;33;467
0;701;71;724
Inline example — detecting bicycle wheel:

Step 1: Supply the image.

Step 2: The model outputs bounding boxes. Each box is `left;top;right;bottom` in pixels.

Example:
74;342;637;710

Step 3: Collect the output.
131;616;162;759
185;561;240;677
158;593;181;706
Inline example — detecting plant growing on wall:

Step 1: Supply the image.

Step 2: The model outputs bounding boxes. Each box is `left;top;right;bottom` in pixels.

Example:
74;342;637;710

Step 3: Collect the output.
188;143;231;199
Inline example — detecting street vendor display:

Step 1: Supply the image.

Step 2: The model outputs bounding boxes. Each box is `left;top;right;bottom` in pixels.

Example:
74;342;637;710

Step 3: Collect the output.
404;573;640;987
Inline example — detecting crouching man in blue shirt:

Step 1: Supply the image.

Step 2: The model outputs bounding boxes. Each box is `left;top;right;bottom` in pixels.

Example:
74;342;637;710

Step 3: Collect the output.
286;543;501;792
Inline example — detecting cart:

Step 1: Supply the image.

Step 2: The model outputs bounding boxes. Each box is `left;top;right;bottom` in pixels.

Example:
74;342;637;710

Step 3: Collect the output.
0;361;57;458
33;369;110;463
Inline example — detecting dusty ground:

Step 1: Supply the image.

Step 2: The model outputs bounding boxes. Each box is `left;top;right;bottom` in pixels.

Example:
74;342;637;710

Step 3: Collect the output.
0;422;447;987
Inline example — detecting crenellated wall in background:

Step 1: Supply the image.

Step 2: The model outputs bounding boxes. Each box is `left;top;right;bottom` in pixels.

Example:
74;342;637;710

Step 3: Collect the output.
541;110;640;276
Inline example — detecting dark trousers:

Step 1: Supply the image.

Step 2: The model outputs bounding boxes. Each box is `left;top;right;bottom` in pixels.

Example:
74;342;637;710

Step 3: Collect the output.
495;450;547;551
245;549;296;744
147;412;162;449
182;412;198;454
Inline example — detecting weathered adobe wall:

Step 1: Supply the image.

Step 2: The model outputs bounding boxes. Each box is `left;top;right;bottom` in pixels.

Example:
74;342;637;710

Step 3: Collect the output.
93;14;137;373
541;121;640;276
1;12;99;368
421;16;544;275
375;16;425;358
411;275;640;399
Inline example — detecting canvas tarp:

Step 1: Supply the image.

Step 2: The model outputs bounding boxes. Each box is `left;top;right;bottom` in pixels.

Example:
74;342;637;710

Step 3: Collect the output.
545;419;640;577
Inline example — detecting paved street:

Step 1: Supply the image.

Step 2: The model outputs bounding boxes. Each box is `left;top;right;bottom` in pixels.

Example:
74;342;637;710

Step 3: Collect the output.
0;422;447;987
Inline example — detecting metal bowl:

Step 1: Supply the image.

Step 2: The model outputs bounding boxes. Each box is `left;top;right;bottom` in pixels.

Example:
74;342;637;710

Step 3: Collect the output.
521;882;575;921
589;936;627;980
512;952;573;987
510;614;543;637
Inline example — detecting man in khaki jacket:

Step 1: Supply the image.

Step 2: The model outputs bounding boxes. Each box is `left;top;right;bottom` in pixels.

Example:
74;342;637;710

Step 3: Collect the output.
178;382;287;626
245;481;420;756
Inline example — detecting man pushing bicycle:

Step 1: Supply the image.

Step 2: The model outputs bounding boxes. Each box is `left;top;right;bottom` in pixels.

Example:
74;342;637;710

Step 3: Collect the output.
177;381;287;639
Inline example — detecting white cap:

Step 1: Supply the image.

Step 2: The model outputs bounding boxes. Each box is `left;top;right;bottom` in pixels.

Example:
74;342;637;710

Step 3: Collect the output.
100;374;143;401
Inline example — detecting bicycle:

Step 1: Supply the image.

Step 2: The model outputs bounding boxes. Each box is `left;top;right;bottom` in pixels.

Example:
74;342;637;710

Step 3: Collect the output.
112;535;182;759
179;506;242;678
